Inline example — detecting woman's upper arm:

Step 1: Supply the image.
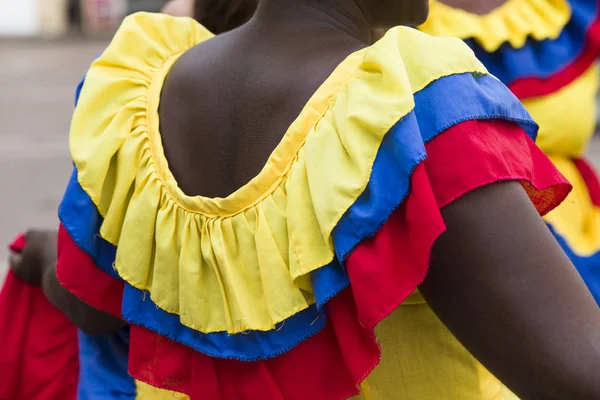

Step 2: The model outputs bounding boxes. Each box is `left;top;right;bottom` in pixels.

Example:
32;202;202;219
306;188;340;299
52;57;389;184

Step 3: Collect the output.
43;262;127;335
420;180;600;399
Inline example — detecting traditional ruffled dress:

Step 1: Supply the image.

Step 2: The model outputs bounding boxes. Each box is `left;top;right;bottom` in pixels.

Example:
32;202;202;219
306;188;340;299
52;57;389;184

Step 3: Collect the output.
56;12;572;400
420;0;600;305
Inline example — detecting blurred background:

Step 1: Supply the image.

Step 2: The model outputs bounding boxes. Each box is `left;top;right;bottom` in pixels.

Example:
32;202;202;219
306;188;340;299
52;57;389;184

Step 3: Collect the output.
0;0;166;276
1;0;600;278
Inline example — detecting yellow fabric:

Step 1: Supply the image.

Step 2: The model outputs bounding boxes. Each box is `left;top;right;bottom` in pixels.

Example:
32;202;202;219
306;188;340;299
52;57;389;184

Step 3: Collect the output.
521;65;599;158
543;156;600;256
135;380;189;399
351;296;519;400
70;12;488;334
419;0;571;52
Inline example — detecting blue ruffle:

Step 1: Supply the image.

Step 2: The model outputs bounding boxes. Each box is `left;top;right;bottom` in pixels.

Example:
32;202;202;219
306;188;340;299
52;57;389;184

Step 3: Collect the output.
60;72;536;361
122;286;325;360
468;0;598;85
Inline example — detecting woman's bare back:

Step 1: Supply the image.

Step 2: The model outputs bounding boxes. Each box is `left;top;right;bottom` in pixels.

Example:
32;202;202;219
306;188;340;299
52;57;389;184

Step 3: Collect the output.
159;25;365;198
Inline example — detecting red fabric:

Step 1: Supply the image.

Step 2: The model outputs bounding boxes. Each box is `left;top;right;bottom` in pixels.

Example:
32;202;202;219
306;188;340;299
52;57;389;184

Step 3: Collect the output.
0;235;79;400
57;120;570;399
510;13;600;99
346;164;445;330
423;120;570;215
57;224;123;318
8;235;26;253
574;158;600;207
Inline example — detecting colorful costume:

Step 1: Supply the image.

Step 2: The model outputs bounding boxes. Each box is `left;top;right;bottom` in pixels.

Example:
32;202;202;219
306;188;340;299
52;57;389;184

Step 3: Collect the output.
57;12;571;399
420;0;600;304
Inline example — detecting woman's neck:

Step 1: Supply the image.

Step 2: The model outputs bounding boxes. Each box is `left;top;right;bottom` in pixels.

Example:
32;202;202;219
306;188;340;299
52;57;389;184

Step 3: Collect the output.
439;0;508;15
252;0;372;44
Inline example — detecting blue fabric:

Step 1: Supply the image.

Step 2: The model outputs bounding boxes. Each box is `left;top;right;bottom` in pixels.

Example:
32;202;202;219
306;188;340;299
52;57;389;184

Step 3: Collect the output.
61;71;537;361
77;328;136;400
310;259;349;309
467;0;598;85
548;225;600;305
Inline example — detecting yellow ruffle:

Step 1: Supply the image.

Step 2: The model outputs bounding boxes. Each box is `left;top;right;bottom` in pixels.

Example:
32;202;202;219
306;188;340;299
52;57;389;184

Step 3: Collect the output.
419;0;571;52
521;64;599;158
70;12;487;334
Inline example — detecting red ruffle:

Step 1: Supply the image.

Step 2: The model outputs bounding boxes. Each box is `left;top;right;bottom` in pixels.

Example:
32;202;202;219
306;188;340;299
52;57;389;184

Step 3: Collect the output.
510;12;600;99
424;119;569;215
57;224;124;318
0;235;79;400
130;290;379;400
574;157;600;207
57;120;570;399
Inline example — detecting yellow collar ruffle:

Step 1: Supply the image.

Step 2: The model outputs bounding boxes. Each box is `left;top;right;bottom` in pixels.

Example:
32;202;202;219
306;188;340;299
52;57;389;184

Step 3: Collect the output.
419;0;572;52
70;12;487;334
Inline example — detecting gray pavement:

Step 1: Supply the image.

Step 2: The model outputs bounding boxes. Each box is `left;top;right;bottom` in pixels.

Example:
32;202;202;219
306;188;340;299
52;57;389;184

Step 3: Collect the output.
1;40;600;278
0;39;106;276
